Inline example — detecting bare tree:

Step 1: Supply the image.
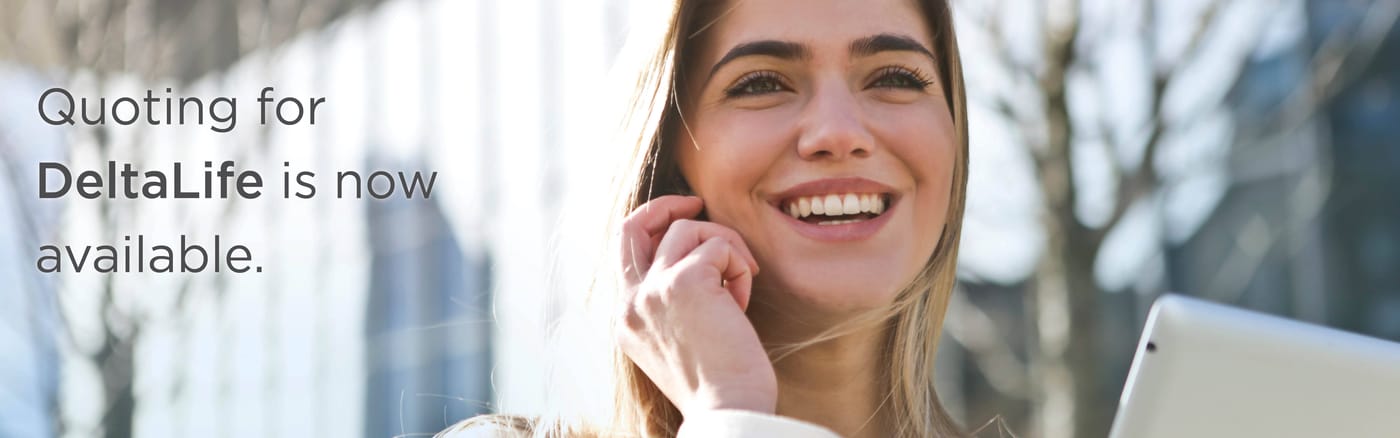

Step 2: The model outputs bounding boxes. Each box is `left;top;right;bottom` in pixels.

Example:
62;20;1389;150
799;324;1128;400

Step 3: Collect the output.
947;0;1400;437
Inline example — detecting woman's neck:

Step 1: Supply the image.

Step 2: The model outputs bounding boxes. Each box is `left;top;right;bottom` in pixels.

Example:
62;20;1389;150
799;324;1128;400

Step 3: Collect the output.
748;300;895;438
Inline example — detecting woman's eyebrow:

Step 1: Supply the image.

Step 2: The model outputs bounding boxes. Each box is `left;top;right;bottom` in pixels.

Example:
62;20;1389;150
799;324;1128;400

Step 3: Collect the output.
706;40;810;81
702;33;935;86
850;33;935;61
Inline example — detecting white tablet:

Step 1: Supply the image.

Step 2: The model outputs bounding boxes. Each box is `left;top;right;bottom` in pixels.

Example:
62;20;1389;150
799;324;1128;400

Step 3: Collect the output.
1109;294;1400;438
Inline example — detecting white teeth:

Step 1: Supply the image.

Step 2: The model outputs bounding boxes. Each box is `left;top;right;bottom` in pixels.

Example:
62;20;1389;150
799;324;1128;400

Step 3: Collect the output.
823;195;841;214
842;194;860;214
783;193;888;221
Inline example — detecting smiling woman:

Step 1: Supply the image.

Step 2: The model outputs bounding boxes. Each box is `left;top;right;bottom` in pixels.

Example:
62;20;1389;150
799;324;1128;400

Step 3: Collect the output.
441;1;969;437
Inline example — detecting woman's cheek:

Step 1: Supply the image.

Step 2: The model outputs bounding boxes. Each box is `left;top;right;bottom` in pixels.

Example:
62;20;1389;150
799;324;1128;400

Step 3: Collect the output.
719;109;794;153
888;108;954;178
680;115;769;210
707;113;790;182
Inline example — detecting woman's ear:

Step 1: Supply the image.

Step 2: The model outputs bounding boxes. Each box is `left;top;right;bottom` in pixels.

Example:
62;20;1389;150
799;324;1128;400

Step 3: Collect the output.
659;150;694;197
672;174;709;221
674;174;695;197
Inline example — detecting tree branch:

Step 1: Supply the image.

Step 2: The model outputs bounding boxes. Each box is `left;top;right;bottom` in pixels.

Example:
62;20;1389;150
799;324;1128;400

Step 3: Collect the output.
1097;0;1224;240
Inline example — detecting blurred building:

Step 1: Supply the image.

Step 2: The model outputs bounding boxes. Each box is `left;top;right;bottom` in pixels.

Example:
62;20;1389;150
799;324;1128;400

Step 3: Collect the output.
1312;0;1400;341
1169;0;1399;338
0;68;64;438
362;164;493;436
1;0;628;437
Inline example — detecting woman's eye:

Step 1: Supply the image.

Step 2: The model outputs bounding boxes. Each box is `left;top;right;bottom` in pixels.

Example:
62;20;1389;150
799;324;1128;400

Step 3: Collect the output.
870;67;933;90
725;72;788;97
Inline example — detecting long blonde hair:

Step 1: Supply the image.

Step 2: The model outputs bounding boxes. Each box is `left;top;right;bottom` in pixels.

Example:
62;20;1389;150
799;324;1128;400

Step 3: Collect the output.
443;0;969;436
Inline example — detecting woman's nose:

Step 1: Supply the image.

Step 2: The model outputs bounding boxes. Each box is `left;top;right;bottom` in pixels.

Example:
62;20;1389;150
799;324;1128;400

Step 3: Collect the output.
796;81;875;161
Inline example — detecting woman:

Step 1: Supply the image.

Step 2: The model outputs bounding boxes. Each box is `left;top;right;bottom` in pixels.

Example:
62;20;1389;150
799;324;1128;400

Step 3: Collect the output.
443;0;968;436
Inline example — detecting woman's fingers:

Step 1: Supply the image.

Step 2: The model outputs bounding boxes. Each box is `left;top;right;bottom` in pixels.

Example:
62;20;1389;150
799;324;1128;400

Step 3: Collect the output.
675;237;755;311
618;195;705;285
651;219;760;278
612;196;777;417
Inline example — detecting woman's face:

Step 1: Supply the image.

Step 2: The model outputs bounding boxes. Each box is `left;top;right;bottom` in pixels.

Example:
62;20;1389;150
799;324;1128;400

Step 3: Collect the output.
676;0;956;311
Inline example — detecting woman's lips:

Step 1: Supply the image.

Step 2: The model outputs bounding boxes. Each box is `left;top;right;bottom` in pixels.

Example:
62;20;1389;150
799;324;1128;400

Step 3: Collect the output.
770;177;896;202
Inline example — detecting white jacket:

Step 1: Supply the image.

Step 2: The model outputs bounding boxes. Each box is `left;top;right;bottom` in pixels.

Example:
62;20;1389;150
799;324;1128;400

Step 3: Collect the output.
438;410;841;437
677;410;841;438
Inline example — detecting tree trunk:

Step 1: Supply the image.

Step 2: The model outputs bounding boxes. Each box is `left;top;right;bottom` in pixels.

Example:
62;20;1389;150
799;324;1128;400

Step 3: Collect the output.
1029;15;1109;436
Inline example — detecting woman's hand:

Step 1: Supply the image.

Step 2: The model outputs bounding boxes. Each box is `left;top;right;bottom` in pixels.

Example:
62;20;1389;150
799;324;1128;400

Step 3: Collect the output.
614;195;778;416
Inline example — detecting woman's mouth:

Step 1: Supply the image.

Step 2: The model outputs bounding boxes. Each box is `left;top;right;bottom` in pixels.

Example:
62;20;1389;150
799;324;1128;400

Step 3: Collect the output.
766;177;899;241
781;193;890;225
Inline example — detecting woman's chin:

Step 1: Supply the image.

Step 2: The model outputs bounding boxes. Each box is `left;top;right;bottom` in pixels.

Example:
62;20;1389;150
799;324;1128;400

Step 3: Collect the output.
756;269;908;315
744;240;932;318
